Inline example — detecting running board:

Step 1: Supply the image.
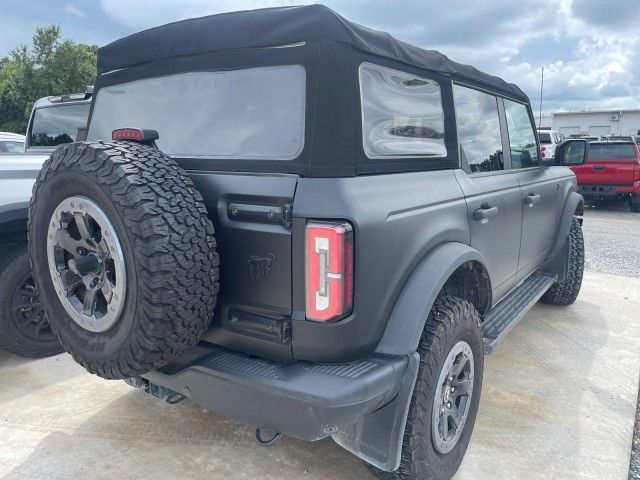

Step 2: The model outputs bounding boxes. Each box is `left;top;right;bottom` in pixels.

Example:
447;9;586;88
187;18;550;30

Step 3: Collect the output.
482;272;557;354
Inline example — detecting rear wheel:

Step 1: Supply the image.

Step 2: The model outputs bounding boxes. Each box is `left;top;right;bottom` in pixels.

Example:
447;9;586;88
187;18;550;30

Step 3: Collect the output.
631;196;640;213
0;245;63;358
541;217;584;305
29;141;219;379
367;295;484;480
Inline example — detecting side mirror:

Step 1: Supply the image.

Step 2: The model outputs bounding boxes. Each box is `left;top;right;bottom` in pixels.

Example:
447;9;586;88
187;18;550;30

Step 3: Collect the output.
555;139;589;166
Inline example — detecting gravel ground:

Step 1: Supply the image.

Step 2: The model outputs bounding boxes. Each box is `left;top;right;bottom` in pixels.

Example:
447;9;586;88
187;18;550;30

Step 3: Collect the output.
581;201;640;480
583;202;640;278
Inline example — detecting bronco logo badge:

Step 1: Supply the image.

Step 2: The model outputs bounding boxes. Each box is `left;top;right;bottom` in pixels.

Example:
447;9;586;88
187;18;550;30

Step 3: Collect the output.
248;253;276;280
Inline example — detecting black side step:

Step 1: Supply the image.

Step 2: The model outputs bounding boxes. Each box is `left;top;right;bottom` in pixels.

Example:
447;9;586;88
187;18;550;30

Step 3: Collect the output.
482;272;557;354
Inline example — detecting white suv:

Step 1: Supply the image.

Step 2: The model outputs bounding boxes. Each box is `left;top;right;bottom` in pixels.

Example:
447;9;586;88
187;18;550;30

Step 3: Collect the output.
537;129;562;159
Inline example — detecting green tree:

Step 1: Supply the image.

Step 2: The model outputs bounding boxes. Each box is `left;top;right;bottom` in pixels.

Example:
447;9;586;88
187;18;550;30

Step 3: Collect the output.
0;25;97;133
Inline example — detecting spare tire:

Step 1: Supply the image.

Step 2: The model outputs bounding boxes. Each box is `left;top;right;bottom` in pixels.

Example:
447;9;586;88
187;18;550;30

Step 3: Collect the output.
28;141;219;379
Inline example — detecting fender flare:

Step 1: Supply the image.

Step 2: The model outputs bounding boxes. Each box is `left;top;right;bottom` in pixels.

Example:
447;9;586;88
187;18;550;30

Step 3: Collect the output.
549;191;583;260
375;242;489;356
0;202;29;224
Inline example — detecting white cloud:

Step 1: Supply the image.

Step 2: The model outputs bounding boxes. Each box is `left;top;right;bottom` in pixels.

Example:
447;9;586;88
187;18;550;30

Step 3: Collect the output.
65;3;86;18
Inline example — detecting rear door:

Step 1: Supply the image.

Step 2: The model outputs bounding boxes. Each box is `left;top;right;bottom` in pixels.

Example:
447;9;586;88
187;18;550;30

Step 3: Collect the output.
503;98;562;280
571;142;638;186
453;84;522;302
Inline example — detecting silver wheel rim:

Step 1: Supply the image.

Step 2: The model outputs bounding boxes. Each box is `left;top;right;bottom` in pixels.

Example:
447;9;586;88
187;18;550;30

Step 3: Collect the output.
431;340;474;454
46;196;126;333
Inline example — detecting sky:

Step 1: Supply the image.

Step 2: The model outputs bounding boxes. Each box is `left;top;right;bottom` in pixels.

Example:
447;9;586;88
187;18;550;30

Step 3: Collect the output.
1;0;638;114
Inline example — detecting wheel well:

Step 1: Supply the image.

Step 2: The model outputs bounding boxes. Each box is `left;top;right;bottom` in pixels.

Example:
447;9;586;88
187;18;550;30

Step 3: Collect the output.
440;261;492;317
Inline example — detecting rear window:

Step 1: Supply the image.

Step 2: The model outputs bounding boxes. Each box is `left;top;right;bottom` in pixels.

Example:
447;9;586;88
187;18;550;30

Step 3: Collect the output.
30;103;90;147
588;143;636;160
538;132;551;144
88;66;306;160
359;63;446;159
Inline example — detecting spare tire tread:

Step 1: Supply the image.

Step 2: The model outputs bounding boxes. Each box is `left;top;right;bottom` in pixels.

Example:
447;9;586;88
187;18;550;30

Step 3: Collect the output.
29;141;219;379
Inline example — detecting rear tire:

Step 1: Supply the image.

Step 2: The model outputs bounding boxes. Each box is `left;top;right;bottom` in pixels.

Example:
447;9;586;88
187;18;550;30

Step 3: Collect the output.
631;196;640;213
0;244;63;358
540;217;584;305
29;141;219;379
367;295;484;480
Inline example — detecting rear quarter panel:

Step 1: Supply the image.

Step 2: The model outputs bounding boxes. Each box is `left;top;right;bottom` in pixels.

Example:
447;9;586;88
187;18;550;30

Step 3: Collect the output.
291;170;470;360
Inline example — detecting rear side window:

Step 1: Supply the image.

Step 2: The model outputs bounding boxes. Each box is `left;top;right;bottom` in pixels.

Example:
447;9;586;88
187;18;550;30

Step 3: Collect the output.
30;103;90;147
88;65;306;160
504;100;540;169
453;85;503;173
359;63;446;159
1;141;24;152
538;132;551;144
588;143;636;160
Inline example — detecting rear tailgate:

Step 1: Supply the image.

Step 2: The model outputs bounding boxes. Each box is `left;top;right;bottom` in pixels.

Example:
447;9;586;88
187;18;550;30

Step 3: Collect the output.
189;172;297;360
571;142;638;186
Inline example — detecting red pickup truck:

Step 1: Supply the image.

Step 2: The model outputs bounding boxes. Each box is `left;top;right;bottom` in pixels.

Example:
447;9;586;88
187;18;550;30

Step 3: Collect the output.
571;141;640;212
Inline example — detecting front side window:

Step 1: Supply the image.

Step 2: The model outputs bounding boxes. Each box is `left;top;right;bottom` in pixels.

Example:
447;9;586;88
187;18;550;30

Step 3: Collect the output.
453;85;503;173
30;103;90;147
88;65;306;160
504;99;540;169
359;63;446;159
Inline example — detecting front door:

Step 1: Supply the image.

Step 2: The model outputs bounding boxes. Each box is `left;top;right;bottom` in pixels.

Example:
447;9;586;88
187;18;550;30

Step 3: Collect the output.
501;98;560;281
453;84;523;302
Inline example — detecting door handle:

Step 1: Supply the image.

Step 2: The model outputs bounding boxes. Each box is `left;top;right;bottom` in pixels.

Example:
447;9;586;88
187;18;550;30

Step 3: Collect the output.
592;165;605;171
473;204;499;223
524;193;541;206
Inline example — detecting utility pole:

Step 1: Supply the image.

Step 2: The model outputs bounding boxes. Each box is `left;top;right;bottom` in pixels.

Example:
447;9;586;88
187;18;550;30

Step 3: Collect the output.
538;66;544;129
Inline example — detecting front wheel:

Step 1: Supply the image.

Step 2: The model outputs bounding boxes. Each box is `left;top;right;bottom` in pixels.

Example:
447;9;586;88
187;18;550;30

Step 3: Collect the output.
540;217;584;305
367;295;484;480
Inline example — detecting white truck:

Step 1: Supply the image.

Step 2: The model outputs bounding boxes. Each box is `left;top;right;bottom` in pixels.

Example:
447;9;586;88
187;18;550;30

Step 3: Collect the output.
0;90;91;357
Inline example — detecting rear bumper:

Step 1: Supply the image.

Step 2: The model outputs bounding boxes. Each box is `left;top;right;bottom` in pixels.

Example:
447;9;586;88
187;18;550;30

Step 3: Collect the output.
578;182;640;197
140;344;410;441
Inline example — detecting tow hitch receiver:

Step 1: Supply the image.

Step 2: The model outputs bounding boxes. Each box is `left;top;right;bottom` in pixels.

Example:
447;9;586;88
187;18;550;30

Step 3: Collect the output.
125;377;186;405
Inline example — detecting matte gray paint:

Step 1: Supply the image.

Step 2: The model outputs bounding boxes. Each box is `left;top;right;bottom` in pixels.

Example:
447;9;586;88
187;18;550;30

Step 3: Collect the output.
454;169;523;301
375;242;488;356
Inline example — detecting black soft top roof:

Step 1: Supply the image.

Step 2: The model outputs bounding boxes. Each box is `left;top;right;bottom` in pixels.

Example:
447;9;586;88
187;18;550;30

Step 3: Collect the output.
98;4;527;102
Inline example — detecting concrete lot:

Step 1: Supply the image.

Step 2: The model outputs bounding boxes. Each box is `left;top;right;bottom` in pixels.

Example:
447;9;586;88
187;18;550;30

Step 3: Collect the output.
0;271;638;480
1;205;639;480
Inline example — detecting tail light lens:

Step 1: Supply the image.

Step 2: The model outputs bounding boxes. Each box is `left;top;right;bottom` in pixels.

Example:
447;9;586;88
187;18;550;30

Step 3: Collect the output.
540;146;546;158
305;222;353;322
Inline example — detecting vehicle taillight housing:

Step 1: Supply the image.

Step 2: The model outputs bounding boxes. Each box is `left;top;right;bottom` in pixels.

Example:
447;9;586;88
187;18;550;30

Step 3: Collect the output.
305;222;353;322
540;146;546;158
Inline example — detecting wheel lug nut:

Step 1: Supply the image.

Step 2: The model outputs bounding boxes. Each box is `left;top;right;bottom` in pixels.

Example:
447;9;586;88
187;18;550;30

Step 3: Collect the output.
446;402;451;408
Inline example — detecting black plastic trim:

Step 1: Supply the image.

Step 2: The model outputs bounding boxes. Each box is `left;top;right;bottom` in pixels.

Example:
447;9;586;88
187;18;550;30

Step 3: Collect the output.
140;344;409;441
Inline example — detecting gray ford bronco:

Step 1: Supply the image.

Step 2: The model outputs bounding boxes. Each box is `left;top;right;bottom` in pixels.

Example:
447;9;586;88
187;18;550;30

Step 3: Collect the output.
27;6;589;479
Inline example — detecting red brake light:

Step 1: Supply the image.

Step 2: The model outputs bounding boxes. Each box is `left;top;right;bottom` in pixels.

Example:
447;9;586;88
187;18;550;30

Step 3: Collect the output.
540;146;546;158
112;128;159;143
305;222;353;322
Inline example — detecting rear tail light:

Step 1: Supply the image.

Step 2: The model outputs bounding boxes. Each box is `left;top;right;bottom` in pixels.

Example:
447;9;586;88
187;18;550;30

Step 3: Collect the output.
305;222;353;322
540;146;546;158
